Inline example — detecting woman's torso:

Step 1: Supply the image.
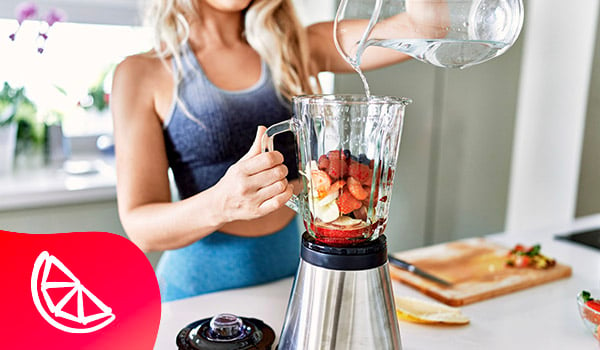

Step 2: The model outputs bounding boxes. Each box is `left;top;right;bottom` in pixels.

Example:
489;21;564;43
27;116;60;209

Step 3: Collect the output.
155;42;300;301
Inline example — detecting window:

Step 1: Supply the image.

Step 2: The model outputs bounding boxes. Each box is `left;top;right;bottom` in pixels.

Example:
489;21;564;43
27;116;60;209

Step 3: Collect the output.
1;18;152;136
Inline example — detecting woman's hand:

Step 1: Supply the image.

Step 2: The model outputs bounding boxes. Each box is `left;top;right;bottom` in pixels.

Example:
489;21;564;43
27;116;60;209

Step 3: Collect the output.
214;126;294;223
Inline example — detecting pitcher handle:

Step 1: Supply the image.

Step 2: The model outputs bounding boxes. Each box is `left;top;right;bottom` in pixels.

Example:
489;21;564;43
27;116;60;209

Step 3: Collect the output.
261;120;300;213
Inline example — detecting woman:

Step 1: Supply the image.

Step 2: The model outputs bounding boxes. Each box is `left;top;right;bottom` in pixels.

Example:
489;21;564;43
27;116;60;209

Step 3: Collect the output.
111;0;429;301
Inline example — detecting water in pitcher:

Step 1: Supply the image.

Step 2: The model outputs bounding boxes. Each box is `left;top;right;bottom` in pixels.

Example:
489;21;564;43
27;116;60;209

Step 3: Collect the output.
334;0;524;80
360;38;509;69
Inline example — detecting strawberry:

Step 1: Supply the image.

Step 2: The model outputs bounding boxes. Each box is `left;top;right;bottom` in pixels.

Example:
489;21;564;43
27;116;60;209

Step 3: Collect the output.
348;161;372;185
337;188;362;214
347;176;368;200
318;154;330;170
327;150;346;160
311;169;331;198
310;222;372;245
327;180;346;195
327;152;347;180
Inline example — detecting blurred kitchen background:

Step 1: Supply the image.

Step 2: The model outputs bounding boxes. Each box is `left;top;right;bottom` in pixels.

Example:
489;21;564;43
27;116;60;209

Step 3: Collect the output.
0;0;598;268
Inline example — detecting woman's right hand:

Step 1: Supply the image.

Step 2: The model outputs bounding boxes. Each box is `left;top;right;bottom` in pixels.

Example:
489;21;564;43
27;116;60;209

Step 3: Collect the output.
214;126;294;224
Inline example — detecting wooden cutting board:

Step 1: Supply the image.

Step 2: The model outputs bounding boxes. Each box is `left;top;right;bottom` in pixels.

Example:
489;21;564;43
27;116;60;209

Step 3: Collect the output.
389;238;572;306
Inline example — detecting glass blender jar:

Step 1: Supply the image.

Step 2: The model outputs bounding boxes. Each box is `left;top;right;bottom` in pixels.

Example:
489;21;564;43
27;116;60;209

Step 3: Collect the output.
263;94;411;246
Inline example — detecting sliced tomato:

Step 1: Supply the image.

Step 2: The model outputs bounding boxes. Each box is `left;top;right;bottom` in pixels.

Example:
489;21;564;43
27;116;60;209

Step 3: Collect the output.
514;255;531;268
584;300;600;325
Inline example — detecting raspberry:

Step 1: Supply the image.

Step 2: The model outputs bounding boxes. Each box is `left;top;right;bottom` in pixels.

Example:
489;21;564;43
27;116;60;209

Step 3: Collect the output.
358;153;369;165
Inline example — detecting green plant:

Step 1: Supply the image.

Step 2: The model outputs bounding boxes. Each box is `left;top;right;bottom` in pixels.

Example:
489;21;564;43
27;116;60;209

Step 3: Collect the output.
81;65;114;113
0;82;44;152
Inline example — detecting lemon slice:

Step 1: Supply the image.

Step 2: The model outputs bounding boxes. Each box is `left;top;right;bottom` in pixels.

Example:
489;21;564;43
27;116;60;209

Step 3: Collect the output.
395;296;469;325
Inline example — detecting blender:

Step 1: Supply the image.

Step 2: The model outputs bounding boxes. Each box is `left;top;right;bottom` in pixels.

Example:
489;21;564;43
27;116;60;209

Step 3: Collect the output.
263;94;411;349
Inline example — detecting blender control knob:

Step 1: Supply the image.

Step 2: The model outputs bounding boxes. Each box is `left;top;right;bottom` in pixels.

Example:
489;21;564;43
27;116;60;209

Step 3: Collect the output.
176;314;275;349
208;313;245;340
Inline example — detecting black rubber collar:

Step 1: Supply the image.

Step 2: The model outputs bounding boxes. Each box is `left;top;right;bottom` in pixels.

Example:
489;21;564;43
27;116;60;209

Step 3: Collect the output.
300;232;388;271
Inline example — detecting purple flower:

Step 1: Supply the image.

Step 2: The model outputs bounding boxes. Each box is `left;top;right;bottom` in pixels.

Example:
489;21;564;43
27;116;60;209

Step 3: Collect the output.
14;1;38;24
43;8;66;27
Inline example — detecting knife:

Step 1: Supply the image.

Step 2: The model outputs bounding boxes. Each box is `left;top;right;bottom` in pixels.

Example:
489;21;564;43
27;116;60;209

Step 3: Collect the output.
388;255;452;287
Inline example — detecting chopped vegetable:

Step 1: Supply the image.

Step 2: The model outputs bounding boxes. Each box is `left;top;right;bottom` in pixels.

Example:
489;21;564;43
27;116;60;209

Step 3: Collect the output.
505;244;556;269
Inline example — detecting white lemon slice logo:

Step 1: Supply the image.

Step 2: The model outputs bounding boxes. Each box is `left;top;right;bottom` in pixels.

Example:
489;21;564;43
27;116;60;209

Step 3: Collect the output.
31;251;116;333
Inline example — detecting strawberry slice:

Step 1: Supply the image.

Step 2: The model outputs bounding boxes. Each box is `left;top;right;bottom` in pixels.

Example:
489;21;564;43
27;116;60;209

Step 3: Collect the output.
347;176;368;200
327;180;346;195
337;188;362;214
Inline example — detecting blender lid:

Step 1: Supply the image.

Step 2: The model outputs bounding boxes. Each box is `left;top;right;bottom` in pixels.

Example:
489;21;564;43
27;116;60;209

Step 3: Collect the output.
176;313;275;350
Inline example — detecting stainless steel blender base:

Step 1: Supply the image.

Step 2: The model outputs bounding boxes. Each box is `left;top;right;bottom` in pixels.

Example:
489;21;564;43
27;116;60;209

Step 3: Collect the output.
278;234;401;350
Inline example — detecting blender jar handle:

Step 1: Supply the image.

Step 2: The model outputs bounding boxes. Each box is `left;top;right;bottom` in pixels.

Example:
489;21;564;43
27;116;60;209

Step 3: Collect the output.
261;119;301;213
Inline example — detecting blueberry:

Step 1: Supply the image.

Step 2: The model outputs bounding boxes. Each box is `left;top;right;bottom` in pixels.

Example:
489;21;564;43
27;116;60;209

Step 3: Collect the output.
343;149;351;159
358;153;370;165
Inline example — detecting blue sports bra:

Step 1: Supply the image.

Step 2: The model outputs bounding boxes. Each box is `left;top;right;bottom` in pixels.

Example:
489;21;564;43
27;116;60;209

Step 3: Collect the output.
162;43;298;200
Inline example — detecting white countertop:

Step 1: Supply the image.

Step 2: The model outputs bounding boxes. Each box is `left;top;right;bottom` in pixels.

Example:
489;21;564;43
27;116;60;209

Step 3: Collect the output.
0;156;117;211
155;214;600;350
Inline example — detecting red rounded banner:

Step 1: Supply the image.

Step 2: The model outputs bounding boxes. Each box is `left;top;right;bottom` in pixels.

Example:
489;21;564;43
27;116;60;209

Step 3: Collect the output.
0;230;161;349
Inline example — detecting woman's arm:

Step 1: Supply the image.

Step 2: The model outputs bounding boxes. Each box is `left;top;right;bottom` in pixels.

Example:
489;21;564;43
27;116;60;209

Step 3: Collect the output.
308;0;449;73
111;55;295;252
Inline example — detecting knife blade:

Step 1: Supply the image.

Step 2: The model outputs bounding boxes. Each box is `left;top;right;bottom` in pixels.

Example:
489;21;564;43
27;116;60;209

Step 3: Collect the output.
388;255;452;287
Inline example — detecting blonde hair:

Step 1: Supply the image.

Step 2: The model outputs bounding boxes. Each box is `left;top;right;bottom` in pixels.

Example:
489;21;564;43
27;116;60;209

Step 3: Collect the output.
144;0;319;101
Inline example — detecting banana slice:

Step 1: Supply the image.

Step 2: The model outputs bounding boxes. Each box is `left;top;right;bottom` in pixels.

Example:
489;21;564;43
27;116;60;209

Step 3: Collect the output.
395;296;470;325
331;216;363;227
313;200;339;223
319;191;339;206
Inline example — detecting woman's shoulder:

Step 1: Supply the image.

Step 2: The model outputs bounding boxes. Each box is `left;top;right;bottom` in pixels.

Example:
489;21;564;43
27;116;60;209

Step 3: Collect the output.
116;51;169;80
113;50;173;104
111;50;174;122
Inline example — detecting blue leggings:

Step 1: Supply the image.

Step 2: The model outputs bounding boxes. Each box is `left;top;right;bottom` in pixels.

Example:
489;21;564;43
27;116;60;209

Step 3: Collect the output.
155;217;300;302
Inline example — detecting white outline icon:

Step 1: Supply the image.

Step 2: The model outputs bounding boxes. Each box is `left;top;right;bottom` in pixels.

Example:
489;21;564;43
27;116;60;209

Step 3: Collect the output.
31;251;116;333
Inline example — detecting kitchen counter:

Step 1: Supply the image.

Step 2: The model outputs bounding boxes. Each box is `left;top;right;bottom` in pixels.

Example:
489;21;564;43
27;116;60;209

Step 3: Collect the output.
0;155;117;211
155;214;600;350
